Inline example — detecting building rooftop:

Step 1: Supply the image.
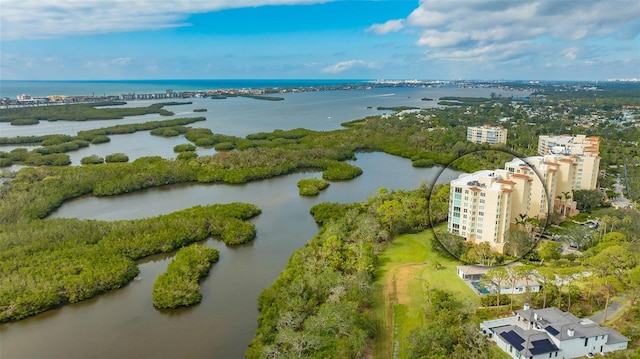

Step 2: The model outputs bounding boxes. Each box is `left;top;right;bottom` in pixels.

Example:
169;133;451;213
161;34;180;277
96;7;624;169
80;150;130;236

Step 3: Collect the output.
516;307;623;342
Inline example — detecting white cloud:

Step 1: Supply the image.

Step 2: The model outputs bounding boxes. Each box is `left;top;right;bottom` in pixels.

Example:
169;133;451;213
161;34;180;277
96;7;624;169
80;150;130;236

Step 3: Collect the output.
321;60;377;73
366;19;405;35
371;0;640;64
415;30;468;48
563;47;579;61
111;57;132;66
0;0;328;40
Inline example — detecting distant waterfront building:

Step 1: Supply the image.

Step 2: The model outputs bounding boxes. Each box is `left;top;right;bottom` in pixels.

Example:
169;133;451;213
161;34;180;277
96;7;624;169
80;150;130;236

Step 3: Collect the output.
467;124;508;145
16;94;32;101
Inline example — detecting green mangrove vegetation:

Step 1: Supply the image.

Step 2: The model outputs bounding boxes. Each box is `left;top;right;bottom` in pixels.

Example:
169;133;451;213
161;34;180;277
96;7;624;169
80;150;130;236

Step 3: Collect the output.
297;178;330;196
80;154;104;165
10;118;40;126
246;184;445;358
152;244;220;309
0;117;205;167
238;94;285;101
173;143;197;153
105;153;129;163
0;101;191;123
0;203;260;322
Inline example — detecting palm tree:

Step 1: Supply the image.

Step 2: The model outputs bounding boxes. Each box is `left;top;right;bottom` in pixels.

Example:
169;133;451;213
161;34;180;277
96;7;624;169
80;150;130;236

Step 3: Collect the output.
562;191;572;216
506;266;522;312
535;268;556;309
515;213;528;229
484;268;509;310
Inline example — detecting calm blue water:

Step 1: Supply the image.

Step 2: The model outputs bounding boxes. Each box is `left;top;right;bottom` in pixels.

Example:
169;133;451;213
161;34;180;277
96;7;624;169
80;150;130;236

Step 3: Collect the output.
0;79;370;98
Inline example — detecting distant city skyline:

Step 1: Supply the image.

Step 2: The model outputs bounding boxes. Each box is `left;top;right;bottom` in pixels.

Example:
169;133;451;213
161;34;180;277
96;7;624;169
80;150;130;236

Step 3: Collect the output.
1;0;639;81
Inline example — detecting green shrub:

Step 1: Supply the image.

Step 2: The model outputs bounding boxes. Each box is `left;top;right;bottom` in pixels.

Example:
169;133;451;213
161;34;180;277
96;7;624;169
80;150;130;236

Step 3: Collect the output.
177;152;198;161
105;153;129;163
221;219;257;244
152;245;220;309
24;153;70;166
173;144;197;153
162;129;180;137
322;161;363;180
412;158;435;167
10;118;39;126
194;137;216;147
214;142;235;151
41;135;74;146
81;155;105;165
297;178;330;196
0;157;12;167
9;148;28;161
91;135;110;144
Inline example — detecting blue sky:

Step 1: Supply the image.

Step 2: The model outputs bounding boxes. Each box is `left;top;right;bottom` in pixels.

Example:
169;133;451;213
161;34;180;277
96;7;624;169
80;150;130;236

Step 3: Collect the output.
1;0;638;81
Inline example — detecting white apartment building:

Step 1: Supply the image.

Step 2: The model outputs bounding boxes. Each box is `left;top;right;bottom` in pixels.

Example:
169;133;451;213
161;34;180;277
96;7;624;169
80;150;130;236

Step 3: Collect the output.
538;135;600;190
467;125;508;145
448;169;532;252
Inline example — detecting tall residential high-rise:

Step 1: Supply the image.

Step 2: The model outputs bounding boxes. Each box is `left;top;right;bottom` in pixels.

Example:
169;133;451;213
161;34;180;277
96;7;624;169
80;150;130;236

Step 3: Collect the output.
448;169;532;252
448;135;600;252
538;134;600;190
467;124;508;145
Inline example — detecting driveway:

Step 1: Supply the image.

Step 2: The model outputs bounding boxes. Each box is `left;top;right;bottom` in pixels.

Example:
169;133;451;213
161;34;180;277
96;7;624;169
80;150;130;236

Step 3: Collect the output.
588;299;624;324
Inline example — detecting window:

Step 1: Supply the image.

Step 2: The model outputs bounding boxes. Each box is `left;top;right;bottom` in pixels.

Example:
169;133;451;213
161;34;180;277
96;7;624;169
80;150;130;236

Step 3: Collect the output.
480;199;486;204
585;337;589;346
479;211;484;216
480;192;486;197
455;187;462;193
454;206;461;212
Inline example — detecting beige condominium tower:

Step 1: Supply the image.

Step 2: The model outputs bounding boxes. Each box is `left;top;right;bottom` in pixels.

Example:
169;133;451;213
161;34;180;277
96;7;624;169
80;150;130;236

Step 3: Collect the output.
467;124;508;145
537;134;600;190
448;135;600;252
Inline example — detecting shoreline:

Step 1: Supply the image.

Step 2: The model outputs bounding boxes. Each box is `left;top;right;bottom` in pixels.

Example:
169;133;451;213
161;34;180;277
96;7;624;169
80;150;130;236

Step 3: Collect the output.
1;79;535;108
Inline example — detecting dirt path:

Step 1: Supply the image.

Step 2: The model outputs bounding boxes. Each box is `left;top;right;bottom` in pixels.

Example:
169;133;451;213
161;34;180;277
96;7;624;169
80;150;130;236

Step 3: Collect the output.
379;262;426;359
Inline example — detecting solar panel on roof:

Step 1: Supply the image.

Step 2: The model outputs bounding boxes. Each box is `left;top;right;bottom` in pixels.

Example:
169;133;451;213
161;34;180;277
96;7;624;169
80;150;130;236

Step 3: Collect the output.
500;330;525;351
545;325;560;336
529;339;558;355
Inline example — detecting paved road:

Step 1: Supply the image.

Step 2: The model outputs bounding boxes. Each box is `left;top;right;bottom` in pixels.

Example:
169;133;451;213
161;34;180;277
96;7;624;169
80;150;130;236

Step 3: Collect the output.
611;177;632;209
588;299;624;324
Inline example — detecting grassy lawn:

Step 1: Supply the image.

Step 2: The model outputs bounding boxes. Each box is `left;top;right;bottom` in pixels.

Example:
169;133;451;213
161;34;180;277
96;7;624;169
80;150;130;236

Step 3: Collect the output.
373;224;479;359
